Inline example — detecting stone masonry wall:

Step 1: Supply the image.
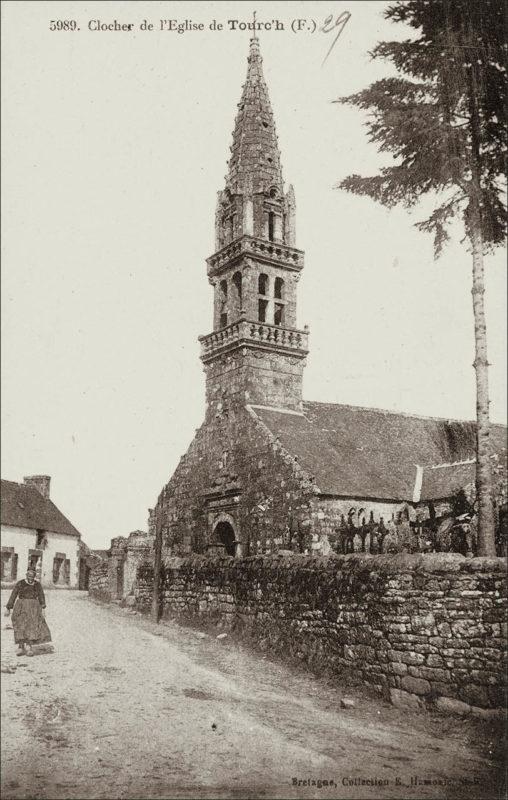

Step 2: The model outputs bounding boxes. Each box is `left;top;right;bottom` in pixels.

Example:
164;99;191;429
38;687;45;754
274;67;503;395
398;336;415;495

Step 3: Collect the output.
88;560;110;602
135;552;507;712
155;403;317;556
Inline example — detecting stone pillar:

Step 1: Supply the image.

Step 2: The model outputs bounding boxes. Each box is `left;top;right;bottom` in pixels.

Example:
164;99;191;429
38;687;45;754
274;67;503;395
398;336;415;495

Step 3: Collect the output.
285;185;296;246
274;214;283;243
243;197;254;235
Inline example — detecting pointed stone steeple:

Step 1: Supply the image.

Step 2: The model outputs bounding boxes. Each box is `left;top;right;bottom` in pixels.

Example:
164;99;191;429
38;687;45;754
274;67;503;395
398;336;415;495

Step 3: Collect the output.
200;35;309;415
226;35;283;196
214;36;297;250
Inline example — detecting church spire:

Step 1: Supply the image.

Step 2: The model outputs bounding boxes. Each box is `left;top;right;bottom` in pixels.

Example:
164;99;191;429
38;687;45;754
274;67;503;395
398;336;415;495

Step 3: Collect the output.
226;34;283;195
201;33;308;414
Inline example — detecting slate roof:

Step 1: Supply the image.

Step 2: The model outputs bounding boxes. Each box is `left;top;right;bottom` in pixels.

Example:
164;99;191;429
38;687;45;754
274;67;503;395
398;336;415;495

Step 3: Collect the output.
250;402;507;502
1;480;81;538
420;461;475;501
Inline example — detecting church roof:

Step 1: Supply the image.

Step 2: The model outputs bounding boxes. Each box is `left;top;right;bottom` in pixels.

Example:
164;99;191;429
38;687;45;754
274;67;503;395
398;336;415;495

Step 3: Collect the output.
420;461;476;501
226;35;283;195
250;402;507;502
1;479;81;538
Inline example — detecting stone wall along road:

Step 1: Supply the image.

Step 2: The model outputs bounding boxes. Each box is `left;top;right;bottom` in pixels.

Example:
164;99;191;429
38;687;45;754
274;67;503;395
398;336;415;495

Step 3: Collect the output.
1;590;505;800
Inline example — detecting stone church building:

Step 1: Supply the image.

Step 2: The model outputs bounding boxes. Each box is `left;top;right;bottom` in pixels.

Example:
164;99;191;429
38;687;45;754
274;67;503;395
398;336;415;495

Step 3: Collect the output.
154;35;507;558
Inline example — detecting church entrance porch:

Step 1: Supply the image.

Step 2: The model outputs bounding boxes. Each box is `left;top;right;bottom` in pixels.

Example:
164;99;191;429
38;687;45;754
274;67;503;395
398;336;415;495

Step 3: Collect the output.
213;520;237;556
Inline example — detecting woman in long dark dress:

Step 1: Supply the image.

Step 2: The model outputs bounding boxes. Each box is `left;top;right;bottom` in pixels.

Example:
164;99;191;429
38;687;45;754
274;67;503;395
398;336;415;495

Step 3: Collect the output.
4;567;52;656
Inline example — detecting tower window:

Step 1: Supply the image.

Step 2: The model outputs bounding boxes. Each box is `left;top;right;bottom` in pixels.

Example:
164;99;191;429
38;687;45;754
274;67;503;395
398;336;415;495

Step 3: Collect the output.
274;277;284;299
258;299;268;323
268;212;275;242
274;304;284;326
232;271;242;306
219;280;228;328
258;273;268;295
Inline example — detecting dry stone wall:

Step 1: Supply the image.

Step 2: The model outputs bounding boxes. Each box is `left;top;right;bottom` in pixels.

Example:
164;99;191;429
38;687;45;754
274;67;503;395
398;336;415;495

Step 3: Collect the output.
88;560;110;602
135;552;507;712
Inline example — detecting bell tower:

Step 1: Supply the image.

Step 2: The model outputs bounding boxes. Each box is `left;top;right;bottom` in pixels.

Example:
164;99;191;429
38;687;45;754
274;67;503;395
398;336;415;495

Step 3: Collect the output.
199;34;309;416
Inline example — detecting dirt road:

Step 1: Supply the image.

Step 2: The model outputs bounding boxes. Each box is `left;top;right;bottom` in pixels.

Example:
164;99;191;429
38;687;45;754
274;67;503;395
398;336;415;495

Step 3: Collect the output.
0;590;504;800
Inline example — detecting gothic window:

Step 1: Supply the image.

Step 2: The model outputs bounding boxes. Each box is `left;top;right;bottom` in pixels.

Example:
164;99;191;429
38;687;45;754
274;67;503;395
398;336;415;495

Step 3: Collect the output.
268;212;275;242
258;299;268;323
258;273;268;295
274;277;284;299
232;271;242;307
274;303;284;326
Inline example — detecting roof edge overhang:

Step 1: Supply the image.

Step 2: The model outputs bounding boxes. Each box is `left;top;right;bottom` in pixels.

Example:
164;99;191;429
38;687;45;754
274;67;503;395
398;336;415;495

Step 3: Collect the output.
0;520;81;538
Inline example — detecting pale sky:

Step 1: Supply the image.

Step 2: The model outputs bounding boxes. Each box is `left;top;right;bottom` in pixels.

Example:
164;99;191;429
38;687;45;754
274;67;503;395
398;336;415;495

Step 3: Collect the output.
2;1;506;549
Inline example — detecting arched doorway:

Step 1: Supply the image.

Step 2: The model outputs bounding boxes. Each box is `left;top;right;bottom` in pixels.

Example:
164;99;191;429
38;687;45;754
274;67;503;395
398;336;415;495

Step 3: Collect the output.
214;521;236;556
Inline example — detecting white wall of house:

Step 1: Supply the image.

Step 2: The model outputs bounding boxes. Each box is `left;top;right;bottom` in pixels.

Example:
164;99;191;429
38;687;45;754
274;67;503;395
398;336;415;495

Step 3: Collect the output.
1;525;36;583
40;531;80;588
1;524;80;588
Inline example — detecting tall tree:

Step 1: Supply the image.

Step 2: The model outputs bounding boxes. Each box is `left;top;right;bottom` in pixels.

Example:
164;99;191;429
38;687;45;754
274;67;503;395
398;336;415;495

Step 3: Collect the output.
337;0;507;556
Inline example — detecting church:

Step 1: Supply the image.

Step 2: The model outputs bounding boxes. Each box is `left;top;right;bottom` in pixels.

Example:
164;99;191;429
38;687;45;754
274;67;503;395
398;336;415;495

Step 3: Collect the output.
154;34;507;558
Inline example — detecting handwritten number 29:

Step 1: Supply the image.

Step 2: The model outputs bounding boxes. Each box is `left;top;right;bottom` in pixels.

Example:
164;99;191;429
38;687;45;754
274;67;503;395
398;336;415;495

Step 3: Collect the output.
321;11;351;65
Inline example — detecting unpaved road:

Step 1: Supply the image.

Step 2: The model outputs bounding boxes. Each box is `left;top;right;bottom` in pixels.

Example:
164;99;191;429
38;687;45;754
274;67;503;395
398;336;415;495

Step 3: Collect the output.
1;591;505;800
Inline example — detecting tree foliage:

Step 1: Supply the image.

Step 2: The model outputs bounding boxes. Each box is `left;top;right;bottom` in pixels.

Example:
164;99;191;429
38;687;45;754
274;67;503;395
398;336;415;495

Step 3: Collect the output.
337;0;507;255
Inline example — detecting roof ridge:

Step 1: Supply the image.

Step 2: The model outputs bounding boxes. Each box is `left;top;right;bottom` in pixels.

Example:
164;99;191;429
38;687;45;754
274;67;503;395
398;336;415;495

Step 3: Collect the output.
425;456;502;470
303;399;507;428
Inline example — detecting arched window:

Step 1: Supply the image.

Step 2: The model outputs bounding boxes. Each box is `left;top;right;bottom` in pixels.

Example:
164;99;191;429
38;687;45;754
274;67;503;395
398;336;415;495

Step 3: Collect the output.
274;277;284;299
214;521;236;557
258;299;268;323
232;271;242;306
258;273;268;295
268;212;275;242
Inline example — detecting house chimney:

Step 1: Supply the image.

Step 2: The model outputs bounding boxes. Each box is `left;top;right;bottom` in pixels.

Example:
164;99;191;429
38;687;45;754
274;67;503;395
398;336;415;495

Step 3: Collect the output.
23;475;51;499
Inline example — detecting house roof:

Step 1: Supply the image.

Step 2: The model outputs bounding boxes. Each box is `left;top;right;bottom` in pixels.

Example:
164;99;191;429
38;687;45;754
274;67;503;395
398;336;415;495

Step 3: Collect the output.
250;402;507;502
1;480;81;538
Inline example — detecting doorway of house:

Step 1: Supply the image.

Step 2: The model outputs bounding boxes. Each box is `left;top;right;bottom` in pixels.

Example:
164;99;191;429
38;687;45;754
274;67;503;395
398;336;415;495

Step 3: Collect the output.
214;521;237;556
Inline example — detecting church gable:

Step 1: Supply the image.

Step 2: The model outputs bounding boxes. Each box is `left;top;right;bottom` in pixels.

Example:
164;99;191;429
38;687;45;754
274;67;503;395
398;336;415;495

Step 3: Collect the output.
156;405;317;556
